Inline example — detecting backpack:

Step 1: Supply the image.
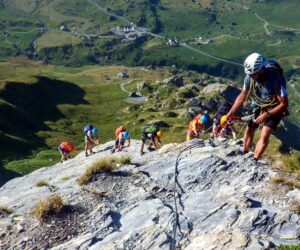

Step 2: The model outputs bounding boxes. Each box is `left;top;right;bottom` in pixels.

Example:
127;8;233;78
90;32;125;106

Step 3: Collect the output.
194;113;202;121
83;124;93;135
142;124;159;134
265;60;283;74
60;141;75;152
115;126;126;137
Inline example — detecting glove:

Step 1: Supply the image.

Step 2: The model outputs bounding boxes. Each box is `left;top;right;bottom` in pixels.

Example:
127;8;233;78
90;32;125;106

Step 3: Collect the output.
241;114;255;122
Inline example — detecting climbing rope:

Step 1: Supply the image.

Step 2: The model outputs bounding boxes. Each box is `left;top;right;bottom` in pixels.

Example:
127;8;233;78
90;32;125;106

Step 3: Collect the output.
171;141;203;249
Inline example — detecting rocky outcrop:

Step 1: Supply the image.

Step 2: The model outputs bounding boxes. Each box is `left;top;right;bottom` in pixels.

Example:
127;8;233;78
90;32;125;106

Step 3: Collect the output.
202;83;227;94
163;76;184;87
0;140;299;249
137;82;151;92
128;92;141;98
179;107;202;119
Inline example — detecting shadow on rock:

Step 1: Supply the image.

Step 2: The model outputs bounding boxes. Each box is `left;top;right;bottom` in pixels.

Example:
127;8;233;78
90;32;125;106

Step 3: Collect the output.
273;119;300;152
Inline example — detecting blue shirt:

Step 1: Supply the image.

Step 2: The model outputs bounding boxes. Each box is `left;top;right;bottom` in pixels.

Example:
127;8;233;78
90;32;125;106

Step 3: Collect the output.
243;68;287;106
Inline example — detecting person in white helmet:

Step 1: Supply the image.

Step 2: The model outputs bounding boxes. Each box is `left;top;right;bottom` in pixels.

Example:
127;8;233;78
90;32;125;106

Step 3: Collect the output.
226;53;289;161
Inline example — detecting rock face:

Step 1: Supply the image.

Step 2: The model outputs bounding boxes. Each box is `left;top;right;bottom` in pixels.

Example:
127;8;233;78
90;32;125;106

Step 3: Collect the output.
0;139;299;249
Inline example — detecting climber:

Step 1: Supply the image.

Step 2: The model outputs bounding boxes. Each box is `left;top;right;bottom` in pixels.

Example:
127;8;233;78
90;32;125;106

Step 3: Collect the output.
186;114;208;141
58;141;75;163
111;126;131;153
227;53;289;160
212;101;232;137
84;124;99;157
140;124;163;155
214;114;238;140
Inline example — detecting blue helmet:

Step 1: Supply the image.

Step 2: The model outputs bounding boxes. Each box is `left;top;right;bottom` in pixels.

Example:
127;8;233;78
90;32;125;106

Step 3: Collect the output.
200;114;208;124
123;130;129;138
91;128;98;135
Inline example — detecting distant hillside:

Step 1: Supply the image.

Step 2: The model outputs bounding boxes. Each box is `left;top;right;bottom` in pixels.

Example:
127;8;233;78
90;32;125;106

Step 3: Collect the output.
1;0;300;74
0;1;299;185
1;0;299;124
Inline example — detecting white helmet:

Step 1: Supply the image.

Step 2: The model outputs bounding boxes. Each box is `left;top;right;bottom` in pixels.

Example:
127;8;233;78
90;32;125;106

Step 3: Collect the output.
244;53;265;75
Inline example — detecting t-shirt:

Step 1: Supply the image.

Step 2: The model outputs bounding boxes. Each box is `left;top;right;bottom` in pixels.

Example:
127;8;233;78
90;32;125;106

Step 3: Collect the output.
86;130;92;137
188;119;203;133
243;68;287;106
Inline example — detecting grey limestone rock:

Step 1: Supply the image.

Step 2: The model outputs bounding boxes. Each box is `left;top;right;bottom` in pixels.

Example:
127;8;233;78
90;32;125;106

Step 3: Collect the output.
0;139;299;249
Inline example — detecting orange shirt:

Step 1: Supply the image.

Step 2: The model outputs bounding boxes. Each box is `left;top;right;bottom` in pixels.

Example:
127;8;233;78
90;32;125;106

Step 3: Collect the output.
188;119;204;134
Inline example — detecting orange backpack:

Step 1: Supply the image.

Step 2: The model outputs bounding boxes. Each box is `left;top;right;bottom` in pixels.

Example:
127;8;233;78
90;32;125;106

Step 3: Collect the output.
115;126;126;137
60;142;75;152
194;113;202;121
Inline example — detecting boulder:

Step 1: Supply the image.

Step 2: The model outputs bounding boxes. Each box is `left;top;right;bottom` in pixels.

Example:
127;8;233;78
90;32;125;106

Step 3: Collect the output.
176;89;195;99
179;84;199;92
163;76;184;87
148;120;170;127
201;97;218;111
137;82;151;92
221;86;240;104
185;98;201;107
128;92;141;98
162;111;177;118
179;107;202;119
202;83;227;94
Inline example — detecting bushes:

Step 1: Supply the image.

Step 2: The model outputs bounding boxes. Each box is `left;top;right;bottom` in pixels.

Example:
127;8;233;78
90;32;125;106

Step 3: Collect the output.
77;155;132;185
35;180;48;187
118;155;132;165
77;156;118;185
31;194;64;219
0;205;12;216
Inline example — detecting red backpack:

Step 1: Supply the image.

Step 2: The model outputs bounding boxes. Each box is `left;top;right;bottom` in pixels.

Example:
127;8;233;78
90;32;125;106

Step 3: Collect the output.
115;126;126;137
60;142;75;152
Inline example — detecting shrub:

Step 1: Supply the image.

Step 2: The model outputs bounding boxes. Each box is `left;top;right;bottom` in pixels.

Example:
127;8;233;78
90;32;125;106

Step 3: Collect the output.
118;155;132;165
0;205;12;215
291;201;300;215
276;245;300;250
61;176;70;181
31;194;64;219
281;154;300;174
271;176;300;190
77;156;117;185
35;180;48;187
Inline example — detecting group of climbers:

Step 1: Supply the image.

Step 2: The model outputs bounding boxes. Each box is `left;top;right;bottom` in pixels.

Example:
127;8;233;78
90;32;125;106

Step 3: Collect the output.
57;52;288;163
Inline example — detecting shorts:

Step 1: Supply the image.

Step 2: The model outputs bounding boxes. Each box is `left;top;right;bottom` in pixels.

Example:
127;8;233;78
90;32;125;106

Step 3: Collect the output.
115;138;125;147
142;133;154;143
248;110;283;130
58;146;69;155
85;136;93;146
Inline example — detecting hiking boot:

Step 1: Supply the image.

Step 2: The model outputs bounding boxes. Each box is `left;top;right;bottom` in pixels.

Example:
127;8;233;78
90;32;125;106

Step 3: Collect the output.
85;152;88;157
111;149;115;154
140;151;144;156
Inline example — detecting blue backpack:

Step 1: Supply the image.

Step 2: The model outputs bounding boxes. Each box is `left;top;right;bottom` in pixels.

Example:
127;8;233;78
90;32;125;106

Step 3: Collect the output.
83;124;93;135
